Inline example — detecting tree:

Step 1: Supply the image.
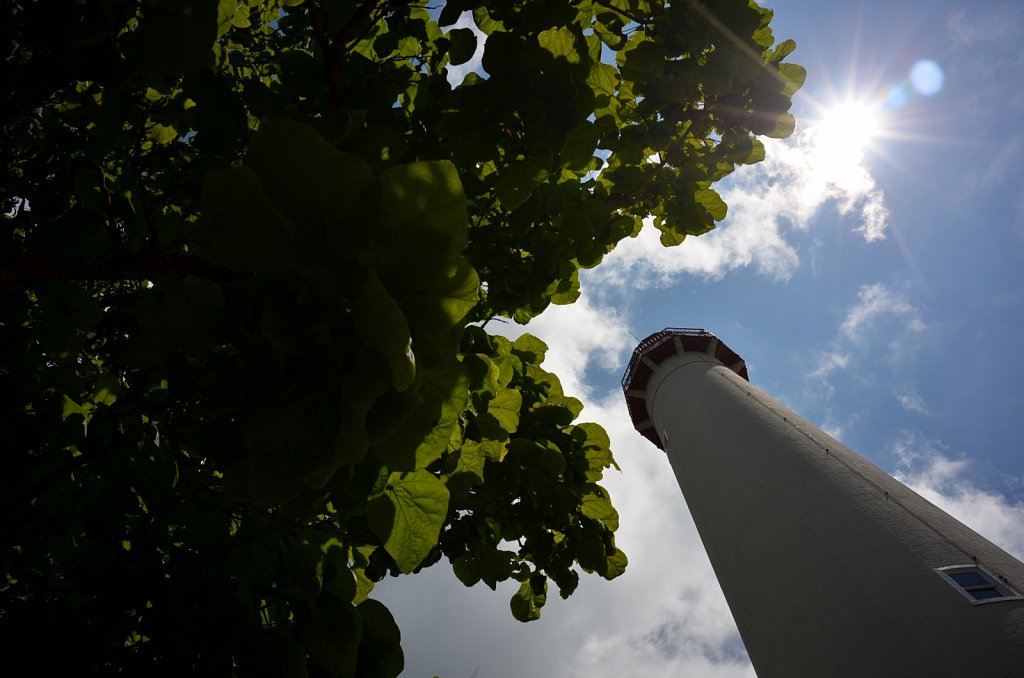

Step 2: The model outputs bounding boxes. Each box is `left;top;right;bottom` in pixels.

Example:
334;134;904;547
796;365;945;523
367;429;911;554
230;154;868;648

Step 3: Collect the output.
1;0;803;674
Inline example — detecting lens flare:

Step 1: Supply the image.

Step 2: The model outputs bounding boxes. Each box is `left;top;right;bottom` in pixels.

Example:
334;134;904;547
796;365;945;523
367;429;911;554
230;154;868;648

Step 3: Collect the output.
910;60;944;96
808;101;881;167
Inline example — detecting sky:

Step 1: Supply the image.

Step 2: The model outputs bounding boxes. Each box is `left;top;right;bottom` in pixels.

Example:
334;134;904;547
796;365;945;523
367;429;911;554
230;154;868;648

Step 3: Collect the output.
375;2;1024;676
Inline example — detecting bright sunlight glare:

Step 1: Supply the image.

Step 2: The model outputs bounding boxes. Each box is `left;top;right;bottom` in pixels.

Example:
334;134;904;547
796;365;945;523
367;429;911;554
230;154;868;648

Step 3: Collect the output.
805;101;883;187
810;102;880;165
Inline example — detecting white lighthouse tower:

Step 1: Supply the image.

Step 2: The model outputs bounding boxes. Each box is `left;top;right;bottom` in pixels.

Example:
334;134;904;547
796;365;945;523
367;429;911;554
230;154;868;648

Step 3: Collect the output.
622;328;1024;677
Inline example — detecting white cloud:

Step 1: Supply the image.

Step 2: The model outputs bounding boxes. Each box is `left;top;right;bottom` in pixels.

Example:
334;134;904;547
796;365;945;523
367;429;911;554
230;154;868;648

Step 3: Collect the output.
810;351;851;378
855;192;890;242
592;122;889;289
894;389;929;414
820;420;845;442
805;282;925;388
839;283;924;341
375;391;756;678
521;297;634;397
444;12;487;87
891;431;1024;560
483;287;635;399
377;279;761;677
377;276;1020;678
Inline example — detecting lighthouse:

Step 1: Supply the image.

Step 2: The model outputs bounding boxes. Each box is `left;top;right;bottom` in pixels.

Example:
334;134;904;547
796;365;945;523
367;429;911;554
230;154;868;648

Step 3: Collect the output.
621;328;1024;677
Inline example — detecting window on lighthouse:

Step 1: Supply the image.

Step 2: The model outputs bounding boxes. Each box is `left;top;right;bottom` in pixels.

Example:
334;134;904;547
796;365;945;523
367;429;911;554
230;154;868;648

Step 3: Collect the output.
935;565;1023;604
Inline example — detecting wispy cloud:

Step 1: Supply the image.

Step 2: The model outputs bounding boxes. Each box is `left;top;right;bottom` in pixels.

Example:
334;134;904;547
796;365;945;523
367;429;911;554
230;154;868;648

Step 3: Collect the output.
839;283;925;341
591;123;889;289
810;351;851;379
891;431;1024;560
894;389;929;414
807;282;925;386
819;411;847;441
944;4;1024;204
947;3;1024;50
800;284;928;443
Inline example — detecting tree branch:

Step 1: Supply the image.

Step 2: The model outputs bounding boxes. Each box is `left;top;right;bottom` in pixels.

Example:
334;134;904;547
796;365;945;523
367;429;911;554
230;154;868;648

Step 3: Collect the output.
330;0;381;52
593;0;650;28
0;255;249;287
304;0;331;55
324;0;383;114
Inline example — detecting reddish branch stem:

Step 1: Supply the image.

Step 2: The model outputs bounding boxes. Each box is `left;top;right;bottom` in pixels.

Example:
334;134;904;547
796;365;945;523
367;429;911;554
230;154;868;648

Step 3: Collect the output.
304;0;382;114
0;256;248;287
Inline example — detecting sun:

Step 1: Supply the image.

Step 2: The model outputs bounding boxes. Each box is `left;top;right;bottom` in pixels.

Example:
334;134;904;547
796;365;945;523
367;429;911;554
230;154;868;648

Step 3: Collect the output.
804;100;884;184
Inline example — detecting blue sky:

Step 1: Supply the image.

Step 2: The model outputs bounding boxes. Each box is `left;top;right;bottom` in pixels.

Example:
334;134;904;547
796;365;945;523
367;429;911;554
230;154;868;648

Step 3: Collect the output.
377;2;1024;676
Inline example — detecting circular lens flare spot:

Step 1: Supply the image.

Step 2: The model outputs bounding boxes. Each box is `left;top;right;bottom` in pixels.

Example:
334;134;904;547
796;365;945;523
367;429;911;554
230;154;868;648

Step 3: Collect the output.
910;60;944;96
888;85;909;109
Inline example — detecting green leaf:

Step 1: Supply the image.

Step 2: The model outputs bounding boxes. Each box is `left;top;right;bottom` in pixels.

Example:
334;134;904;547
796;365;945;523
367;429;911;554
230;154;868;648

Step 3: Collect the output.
771;38;797;61
510;334;548;364
250;634;309;678
494;157;550;212
126;0;219;73
572;422;618;481
367;471;450;573
6;0;796;664
538;26;579;63
580;484;619;531
286;539;325;605
695;188;728;221
198;166;294;270
353;567;376;605
456;548;515;590
231;3;250;28
355;273;416;392
547;268;581;305
377;160;470;289
246;118;375;248
472;6;504;35
778;62;807;98
485;387;521;435
356;599;404;678
604;548;628;580
438;0;463;26
510;575;547;622
446;28;477;66
752;25;775;49
575;523;608;572
335;348;392;467
303;605;362;677
765;111;797;139
147;120;178;144
747;138;767;164
322;543;357;605
587;61;619;102
452;553;482;587
619;39;664;81
449;440;488;489
464;352;500;394
370;362;470;471
216;0;237;36
400;258;479;337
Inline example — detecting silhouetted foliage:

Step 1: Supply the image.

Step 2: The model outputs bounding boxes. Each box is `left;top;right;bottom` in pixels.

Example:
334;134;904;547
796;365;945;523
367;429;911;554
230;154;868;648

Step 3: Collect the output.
1;0;802;674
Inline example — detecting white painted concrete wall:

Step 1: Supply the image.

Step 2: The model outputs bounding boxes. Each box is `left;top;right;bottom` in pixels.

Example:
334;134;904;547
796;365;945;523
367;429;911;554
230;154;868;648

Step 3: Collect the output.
644;349;1024;678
